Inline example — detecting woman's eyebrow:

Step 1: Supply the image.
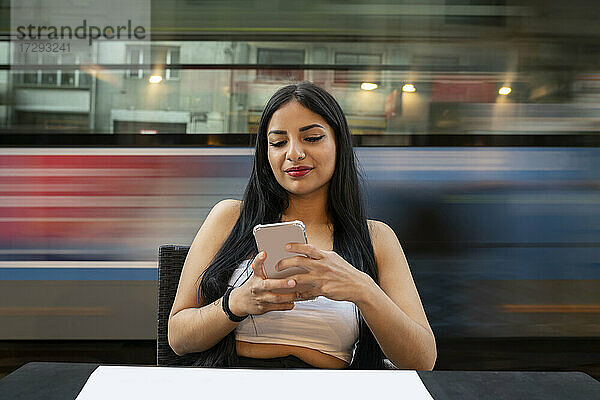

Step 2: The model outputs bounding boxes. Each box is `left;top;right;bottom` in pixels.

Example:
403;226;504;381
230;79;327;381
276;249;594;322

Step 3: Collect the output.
268;130;287;136
299;123;325;132
268;124;324;136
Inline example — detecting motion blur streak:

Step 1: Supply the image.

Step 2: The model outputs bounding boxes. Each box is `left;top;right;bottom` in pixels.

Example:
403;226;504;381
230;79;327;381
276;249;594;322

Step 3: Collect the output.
0;307;110;316
501;305;600;313
0;147;598;340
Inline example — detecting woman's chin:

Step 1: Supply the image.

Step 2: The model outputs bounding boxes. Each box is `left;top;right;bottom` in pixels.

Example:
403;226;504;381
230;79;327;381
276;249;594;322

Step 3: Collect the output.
284;183;329;198
285;188;313;196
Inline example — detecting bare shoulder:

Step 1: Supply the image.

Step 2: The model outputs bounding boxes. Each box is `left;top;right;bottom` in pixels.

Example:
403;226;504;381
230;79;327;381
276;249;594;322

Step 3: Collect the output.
367;219;397;257
169;199;241;315
367;218;391;234
209;199;242;228
193;198;242;254
366;218;409;276
211;198;242;215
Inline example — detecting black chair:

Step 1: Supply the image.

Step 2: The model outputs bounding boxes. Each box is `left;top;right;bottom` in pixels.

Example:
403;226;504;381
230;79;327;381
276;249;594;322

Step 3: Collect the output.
157;245;199;366
157;244;397;369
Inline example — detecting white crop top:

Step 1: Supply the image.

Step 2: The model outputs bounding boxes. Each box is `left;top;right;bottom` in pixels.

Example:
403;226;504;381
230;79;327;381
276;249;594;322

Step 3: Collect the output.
228;259;359;364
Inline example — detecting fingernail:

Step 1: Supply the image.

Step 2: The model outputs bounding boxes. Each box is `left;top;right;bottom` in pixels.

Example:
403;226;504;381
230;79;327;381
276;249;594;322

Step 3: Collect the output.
286;244;291;250
288;279;295;287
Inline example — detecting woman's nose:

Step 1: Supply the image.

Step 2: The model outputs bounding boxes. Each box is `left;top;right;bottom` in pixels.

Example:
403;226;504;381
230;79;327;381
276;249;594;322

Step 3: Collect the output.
286;139;305;161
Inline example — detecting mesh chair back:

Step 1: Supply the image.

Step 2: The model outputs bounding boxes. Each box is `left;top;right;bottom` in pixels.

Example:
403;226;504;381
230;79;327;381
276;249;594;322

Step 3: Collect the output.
157;245;201;366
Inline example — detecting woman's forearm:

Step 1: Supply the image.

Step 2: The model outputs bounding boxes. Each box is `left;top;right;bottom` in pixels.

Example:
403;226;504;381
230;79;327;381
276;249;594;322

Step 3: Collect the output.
354;276;437;370
168;289;243;356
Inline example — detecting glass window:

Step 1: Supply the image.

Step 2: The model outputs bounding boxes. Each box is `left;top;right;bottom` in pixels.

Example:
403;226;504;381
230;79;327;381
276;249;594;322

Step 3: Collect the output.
79;71;92;87
257;48;304;82
166;48;180;80
334;52;382;85
22;52;40;84
41;53;58;85
15;52;89;88
61;53;77;87
126;45;179;80
126;46;145;79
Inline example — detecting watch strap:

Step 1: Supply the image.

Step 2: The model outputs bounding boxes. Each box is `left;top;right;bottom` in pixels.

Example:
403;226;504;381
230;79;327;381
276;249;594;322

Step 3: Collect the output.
222;286;248;322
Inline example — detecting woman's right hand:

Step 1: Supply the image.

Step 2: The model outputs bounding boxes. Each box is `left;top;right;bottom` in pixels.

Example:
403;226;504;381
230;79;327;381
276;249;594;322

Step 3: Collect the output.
228;251;298;317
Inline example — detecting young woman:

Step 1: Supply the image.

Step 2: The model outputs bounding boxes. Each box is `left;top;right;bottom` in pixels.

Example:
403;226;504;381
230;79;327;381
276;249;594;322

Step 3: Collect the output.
168;82;436;370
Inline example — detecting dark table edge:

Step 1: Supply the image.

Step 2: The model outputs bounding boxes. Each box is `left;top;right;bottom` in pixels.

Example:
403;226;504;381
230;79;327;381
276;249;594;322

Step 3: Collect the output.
1;362;598;400
4;361;599;379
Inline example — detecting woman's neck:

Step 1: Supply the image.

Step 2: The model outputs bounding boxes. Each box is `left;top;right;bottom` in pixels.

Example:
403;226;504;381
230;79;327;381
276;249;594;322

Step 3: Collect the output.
281;187;331;227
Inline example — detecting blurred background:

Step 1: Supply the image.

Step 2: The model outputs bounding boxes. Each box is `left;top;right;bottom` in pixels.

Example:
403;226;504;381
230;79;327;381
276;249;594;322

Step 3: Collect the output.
0;0;599;380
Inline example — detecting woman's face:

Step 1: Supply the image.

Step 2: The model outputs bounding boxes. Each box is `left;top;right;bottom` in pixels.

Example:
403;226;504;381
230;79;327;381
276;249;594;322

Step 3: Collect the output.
266;100;337;197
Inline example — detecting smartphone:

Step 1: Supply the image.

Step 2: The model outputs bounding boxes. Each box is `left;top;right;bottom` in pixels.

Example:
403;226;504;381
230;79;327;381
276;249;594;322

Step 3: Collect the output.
253;220;311;294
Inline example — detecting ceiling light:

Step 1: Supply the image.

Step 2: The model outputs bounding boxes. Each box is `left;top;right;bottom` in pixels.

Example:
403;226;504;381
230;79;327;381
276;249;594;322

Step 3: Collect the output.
499;86;511;95
361;82;378;91
402;84;416;93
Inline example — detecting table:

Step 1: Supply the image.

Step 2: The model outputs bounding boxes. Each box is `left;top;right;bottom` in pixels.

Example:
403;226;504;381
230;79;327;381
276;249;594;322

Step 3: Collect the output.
0;362;598;400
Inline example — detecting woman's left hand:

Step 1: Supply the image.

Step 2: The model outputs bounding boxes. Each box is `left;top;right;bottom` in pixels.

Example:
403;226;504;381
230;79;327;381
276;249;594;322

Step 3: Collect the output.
276;243;373;303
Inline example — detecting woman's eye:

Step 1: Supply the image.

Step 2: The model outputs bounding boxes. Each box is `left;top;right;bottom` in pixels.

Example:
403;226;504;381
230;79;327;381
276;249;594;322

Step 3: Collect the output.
269;141;287;147
269;135;323;147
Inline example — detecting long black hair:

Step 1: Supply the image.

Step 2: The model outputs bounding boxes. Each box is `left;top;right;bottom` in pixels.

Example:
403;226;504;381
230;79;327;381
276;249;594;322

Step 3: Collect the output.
193;81;386;369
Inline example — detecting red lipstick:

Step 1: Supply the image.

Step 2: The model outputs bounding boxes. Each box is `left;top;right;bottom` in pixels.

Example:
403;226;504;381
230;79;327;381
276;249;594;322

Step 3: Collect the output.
285;166;313;177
